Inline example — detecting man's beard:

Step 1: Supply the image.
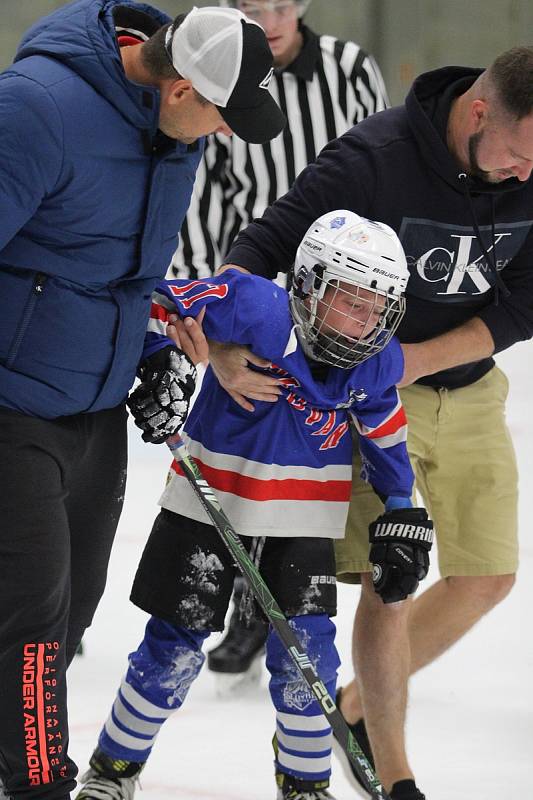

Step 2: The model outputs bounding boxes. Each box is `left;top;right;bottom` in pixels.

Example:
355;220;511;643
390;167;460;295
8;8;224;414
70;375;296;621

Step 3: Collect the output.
467;130;513;183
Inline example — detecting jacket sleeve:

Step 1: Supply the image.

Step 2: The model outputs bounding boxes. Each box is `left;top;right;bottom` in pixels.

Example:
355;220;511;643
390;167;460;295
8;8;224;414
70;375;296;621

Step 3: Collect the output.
0;75;63;250
476;231;533;352
225;132;377;279
168;134;231;279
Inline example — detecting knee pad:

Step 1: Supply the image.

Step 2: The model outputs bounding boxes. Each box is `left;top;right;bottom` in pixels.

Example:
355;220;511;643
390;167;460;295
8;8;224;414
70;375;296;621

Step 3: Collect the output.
127;617;209;710
266;614;339;713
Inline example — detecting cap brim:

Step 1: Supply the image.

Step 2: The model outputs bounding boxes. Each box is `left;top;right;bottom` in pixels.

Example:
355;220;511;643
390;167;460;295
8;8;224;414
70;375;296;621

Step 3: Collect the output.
218;94;286;144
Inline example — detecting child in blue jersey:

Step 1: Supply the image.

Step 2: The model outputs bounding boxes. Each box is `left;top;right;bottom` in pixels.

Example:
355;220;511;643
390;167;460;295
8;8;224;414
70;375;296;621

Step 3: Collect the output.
77;211;434;800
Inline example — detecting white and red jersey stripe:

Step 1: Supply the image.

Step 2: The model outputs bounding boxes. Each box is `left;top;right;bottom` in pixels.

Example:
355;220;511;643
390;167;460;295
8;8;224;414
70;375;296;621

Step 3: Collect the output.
350;398;408;449
160;435;352;539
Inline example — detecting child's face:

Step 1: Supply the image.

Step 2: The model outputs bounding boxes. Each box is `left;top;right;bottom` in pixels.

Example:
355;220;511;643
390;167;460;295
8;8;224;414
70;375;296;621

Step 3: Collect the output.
314;281;386;342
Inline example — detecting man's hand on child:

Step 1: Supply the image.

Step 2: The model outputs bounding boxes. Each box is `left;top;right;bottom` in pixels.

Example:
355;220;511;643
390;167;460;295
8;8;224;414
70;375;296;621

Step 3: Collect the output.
166;308;208;365
209;341;282;412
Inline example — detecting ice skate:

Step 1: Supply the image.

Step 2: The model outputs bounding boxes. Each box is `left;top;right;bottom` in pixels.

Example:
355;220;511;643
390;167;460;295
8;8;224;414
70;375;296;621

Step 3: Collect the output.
207;604;268;696
75;746;144;800
331;688;374;798
275;771;336;799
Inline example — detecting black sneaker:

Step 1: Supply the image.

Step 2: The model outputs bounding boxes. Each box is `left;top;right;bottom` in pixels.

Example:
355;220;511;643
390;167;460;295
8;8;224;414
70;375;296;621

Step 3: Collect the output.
75;747;144;800
390;779;425;800
208;605;268;674
208;598;269;696
331;687;375;797
207;614;268;673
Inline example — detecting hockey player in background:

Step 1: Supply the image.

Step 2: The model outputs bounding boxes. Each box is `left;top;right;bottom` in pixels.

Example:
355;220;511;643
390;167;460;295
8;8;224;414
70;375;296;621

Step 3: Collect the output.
76;211;434;800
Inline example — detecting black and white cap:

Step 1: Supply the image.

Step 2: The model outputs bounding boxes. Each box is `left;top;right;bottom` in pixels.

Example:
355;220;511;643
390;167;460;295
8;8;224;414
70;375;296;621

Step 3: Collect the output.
165;6;286;143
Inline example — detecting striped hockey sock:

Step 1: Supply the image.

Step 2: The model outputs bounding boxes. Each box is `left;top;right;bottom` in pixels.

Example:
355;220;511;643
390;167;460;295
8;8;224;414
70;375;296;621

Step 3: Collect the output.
98;617;208;761
266;613;339;782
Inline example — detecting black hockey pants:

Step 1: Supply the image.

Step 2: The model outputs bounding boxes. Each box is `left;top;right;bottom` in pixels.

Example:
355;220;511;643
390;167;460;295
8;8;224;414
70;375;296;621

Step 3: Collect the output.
0;405;128;800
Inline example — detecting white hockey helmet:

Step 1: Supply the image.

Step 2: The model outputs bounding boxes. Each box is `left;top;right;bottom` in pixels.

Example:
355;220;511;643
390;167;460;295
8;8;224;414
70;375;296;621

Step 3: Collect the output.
290;210;409;369
218;0;311;20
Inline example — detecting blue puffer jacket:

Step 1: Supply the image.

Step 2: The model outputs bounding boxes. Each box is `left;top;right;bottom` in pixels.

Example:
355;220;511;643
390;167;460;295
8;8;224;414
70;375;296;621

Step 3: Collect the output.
0;0;203;418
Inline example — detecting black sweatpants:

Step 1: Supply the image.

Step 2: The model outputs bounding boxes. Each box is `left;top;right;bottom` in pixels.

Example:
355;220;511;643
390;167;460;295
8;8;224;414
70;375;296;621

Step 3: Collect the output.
0;405;128;800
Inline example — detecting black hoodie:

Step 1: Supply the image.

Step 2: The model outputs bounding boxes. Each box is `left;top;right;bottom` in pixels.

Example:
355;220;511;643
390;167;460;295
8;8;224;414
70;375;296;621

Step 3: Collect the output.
226;66;533;389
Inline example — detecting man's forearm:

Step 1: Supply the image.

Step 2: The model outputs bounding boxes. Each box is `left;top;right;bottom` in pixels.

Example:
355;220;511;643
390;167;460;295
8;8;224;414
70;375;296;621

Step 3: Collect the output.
216;263;251;276
399;317;495;387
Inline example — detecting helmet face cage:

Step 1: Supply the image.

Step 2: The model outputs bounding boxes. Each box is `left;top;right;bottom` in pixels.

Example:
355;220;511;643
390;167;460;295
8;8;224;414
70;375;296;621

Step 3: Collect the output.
290;212;409;369
219;1;311;19
291;269;405;369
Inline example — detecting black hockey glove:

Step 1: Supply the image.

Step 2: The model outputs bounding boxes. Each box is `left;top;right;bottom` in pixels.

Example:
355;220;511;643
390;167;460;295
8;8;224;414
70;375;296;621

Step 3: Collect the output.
127;346;197;444
369;508;434;604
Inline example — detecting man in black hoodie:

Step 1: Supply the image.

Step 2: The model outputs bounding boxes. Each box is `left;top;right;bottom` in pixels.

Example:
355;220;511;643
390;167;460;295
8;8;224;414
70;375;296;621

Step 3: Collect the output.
199;46;533;799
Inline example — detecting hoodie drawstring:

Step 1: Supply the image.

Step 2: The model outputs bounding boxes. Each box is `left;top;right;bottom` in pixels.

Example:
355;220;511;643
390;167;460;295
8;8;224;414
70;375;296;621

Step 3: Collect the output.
459;173;511;306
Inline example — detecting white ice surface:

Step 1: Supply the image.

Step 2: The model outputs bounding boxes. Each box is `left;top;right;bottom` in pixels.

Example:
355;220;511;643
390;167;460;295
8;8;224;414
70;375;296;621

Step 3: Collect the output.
68;345;533;798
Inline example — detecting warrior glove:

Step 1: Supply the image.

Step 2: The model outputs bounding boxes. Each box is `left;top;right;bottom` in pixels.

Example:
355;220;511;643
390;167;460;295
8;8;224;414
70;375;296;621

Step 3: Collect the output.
127;346;197;444
369;508;434;604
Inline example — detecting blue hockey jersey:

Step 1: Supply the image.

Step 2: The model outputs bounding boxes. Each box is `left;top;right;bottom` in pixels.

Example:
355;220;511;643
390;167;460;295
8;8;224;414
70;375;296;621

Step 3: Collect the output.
146;271;414;539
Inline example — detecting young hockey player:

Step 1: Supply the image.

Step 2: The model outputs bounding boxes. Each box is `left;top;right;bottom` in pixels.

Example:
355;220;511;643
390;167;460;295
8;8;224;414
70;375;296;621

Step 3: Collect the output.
76;211;433;800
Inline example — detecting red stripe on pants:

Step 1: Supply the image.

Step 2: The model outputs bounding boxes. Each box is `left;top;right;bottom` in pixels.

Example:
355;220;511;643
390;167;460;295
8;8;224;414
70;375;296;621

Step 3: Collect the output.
36;645;52;784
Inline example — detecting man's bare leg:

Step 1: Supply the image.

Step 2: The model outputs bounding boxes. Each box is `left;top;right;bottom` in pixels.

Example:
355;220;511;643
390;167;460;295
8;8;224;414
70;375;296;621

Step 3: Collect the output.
407;573;515;671
340;573;516;781
351;574;414;791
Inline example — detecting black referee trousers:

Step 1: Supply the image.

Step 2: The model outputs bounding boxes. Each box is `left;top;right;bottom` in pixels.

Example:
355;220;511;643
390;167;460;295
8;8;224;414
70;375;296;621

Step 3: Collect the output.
0;405;128;800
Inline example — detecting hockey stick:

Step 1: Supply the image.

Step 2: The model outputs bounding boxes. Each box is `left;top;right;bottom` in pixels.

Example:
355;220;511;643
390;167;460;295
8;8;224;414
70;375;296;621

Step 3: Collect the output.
167;432;390;800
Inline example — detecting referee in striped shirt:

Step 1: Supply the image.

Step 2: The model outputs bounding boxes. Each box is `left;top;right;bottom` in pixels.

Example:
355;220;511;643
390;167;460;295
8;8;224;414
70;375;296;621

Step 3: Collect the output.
170;0;389;280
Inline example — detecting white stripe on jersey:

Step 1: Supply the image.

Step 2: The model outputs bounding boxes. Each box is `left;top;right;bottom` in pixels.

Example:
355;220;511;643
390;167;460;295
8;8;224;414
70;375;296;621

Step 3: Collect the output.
179;436;351;483
160;474;350;540
371;429;408;449
160;430;352;539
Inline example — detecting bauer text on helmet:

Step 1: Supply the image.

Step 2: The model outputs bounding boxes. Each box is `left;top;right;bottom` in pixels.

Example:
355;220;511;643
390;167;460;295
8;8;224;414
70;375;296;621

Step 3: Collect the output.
290;211;409;369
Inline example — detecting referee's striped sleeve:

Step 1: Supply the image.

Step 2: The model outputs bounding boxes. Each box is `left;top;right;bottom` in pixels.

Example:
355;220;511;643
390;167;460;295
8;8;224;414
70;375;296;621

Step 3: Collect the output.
332;38;389;122
169;135;230;279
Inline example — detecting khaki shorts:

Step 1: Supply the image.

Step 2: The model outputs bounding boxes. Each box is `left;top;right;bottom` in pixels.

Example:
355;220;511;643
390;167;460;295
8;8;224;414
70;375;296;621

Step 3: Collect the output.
335;366;519;583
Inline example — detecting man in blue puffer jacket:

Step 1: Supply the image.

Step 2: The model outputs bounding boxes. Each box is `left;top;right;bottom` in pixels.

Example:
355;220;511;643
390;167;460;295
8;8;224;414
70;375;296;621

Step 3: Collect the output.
0;3;285;799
